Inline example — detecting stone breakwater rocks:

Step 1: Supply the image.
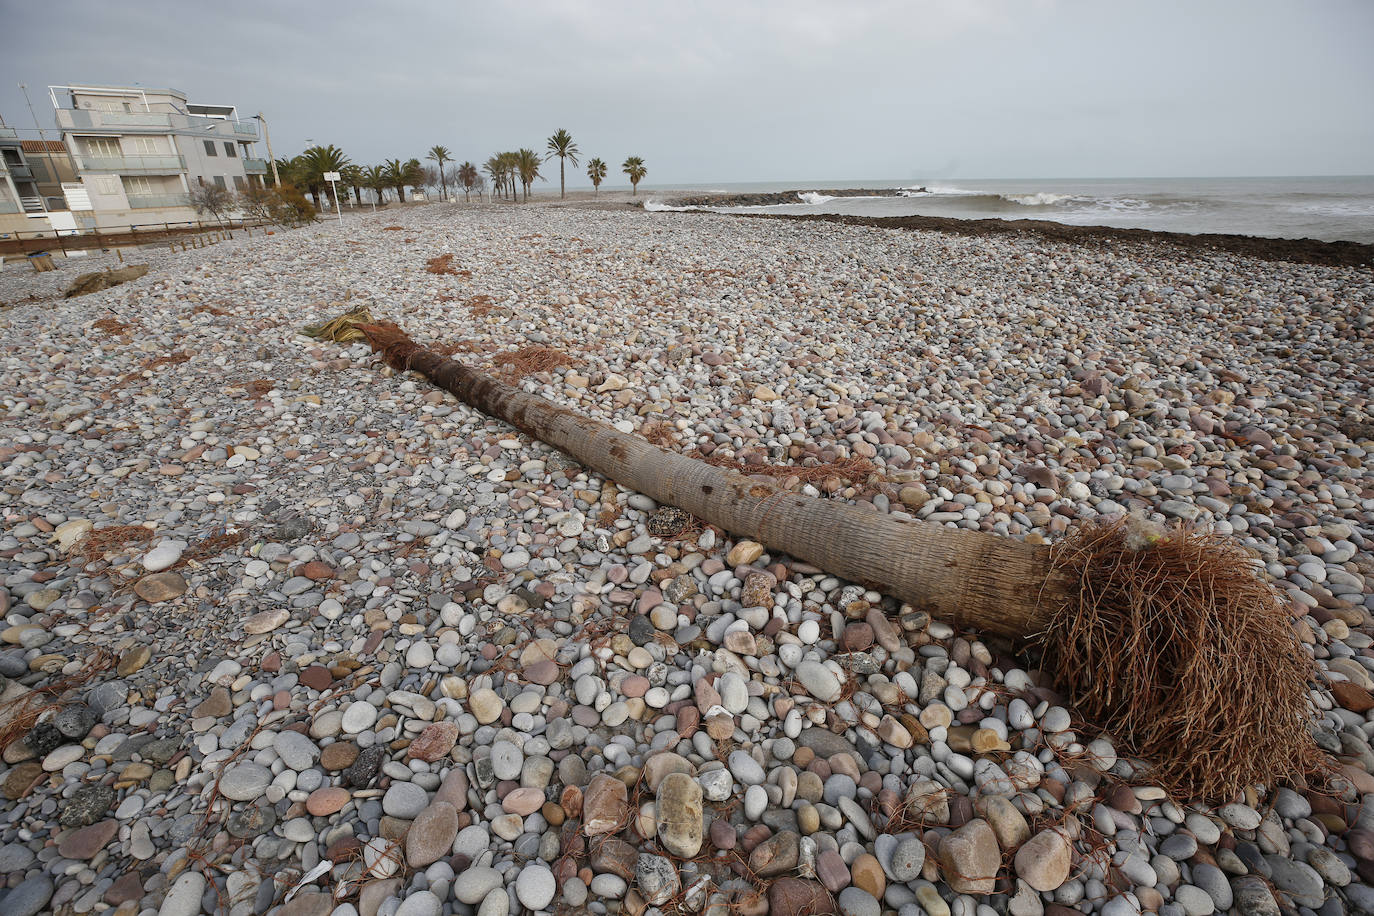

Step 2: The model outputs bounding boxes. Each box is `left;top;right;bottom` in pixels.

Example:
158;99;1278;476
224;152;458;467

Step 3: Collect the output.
0;201;1370;916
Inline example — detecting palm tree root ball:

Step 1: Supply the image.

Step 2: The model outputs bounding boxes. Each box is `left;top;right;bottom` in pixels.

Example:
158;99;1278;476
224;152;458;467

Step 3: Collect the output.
353;319;1323;801
1037;517;1323;799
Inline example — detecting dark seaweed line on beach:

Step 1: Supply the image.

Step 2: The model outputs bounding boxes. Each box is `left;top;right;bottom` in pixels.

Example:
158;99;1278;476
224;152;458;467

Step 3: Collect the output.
737;211;1374;270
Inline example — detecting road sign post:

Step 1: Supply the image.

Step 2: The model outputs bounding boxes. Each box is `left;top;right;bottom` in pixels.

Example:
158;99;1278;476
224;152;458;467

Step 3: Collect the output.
323;171;343;225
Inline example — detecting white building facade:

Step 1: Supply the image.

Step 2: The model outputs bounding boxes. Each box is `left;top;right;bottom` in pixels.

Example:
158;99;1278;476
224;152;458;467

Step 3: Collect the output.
50;85;268;228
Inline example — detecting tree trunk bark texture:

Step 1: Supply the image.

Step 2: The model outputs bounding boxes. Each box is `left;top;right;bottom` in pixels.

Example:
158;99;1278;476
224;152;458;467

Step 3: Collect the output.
361;327;1069;638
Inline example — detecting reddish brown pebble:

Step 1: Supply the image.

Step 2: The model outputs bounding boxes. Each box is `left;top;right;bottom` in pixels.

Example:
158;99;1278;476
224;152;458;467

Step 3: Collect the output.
710;819;736;849
816;849;851;893
299;665;333;691
503;787;545;816
299;561;336;580
261;652;282;673
840;622;875;651
768;877;835;916
678;706;700;737
740;824;772;853
621;675;650;698
326;837;363;862
561;785;583;818
1332;681;1374;713
306;787;350;816
320;742;359;771
59;820;119;860
408;722;459;762
525;660;559;685
104;872;144;906
1107;785;1141;813
362;632;384;655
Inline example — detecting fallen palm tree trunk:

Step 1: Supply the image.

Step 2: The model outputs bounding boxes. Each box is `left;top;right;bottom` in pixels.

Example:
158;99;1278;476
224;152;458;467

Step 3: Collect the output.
355;321;1320;799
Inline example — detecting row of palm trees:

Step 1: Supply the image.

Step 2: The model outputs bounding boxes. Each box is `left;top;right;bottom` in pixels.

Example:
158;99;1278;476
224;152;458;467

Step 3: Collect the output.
481;132;647;202
272;146;433;209
273;130;647;209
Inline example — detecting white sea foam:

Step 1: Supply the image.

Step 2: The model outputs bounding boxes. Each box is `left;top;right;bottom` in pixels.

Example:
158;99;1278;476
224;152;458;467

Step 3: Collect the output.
901;185;981;197
797;192;836;205
1002;192;1073;206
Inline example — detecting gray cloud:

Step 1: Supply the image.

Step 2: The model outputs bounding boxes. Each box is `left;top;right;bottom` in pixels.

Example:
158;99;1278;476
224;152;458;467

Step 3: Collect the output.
2;0;1370;187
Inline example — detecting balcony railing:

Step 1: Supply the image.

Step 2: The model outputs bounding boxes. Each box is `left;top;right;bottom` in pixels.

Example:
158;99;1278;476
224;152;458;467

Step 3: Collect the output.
56;108;258;139
0;199;19;214
75;154;186;173
2;161;34;180
0;127;17;139
127;193;191;209
242;157;268;173
20;196;45;213
98;111;174;128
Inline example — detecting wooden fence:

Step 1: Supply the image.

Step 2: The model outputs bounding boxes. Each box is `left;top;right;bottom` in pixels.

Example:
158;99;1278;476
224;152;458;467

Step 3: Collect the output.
0;218;274;257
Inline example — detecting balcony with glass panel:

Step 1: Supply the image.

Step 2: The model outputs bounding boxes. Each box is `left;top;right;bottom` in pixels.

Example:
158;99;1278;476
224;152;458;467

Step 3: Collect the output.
126;193;191;209
74;153;186;174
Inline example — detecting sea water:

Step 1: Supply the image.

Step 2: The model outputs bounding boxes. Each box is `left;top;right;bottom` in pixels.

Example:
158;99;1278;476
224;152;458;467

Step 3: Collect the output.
646;176;1374;244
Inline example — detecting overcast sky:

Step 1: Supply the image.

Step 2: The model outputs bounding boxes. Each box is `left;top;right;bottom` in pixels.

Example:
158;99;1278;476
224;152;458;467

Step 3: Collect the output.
1;0;1371;188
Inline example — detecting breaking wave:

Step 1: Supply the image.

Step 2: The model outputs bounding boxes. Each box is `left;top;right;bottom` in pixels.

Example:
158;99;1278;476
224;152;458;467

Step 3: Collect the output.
1002;192;1074;206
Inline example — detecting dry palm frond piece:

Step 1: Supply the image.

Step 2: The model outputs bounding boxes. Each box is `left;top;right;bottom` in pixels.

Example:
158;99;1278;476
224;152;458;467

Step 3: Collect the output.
491;346;573;379
300;306;375;344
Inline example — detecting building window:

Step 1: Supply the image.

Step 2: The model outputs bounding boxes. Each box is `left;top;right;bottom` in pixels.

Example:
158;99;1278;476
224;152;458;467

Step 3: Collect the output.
132;137;165;155
197;176;205;186
124;176;154;196
233;176;246;191
213;176;227;189
204;140;218;156
94;177;119;195
83;137;122;159
224;142;235;157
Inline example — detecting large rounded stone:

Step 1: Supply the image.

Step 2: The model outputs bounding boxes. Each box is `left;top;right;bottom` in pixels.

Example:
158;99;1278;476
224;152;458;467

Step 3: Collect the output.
382;781;428;818
219;762;271;801
516;864;557;910
655;771;703;857
768;877;835;916
157;871;205;916
1011;829;1071;889
939;818;1001;894
406;802;459;867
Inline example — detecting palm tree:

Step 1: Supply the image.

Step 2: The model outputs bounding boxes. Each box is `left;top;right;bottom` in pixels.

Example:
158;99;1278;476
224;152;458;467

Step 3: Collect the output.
457;162;479;202
341;164;365;206
298;144;351;210
272;157;296;188
515;149;544;202
404;158;425;199
482;156;503;202
622;156;647;196
544;129;580;200
384;158;415;203
586;158;608;198
364;165;387;206
427;145;452;201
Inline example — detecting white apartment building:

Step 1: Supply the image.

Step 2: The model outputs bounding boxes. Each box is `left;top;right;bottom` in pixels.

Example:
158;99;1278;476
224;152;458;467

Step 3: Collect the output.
50;84;268;228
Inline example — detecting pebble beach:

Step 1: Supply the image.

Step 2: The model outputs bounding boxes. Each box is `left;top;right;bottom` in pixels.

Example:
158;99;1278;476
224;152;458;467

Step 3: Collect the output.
1;203;1373;916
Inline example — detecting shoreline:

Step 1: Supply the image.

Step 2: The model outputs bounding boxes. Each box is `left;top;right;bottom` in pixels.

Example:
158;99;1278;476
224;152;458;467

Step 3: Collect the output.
643;191;1374;269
